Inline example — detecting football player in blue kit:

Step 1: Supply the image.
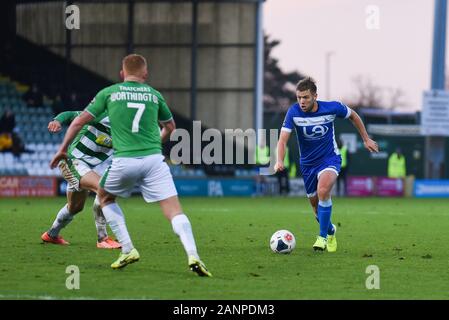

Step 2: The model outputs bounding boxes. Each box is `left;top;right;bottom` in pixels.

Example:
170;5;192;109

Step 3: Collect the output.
274;78;379;252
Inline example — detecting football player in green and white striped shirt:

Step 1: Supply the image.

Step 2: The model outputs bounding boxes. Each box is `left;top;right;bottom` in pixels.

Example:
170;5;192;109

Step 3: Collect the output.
41;110;121;249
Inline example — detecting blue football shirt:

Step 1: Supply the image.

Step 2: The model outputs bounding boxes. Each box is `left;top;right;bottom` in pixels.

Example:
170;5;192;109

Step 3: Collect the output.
281;100;351;166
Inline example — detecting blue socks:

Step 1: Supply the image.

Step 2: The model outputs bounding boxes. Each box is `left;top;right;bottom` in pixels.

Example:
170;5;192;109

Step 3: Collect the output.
315;216;335;235
317;199;333;238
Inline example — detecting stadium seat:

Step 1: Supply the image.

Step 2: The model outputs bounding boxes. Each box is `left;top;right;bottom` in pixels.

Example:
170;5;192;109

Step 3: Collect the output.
31;160;40;169
49;167;60;177
23;160;33;169
32;133;44;143
19;153;30;161
38;152;47;161
29;152;39;162
37;114;47;123
44;143;54;152
15;114;25;122
36;168;46;176
44;107;53;115
35;143;45;151
3;168;13;175
27;143;37;151
50;134;60;144
3;153;14;165
23;132;34;143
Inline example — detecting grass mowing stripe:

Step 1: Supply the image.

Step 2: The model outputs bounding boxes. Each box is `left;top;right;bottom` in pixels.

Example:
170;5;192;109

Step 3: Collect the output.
1;197;448;299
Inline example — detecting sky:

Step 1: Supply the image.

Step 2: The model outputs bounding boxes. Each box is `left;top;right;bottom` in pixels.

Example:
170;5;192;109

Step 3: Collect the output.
263;0;436;111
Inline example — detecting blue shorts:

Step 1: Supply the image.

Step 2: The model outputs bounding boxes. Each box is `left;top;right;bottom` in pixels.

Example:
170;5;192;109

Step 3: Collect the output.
300;155;342;198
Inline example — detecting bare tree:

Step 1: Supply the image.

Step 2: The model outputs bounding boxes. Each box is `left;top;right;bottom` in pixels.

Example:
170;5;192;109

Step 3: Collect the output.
385;87;407;110
344;75;383;109
344;75;407;110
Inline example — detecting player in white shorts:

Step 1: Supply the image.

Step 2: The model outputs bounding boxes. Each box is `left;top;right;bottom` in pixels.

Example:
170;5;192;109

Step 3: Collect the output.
50;54;212;276
41;110;121;249
101;155;176;202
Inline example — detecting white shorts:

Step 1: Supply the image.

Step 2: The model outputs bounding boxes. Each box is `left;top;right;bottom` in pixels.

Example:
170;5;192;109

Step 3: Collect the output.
100;154;178;203
61;158;111;193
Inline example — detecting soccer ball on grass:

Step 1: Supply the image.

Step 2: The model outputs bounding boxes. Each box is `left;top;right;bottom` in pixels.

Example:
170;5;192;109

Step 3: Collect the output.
270;230;296;254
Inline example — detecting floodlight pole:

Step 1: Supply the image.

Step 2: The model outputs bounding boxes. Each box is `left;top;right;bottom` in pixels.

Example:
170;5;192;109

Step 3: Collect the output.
325;51;334;100
426;0;447;179
431;0;447;89
127;1;134;54
255;0;264;142
190;0;199;121
65;0;73;97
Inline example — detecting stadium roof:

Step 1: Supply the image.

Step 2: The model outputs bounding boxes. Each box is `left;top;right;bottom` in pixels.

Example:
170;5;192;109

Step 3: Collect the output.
15;0;265;3
367;124;422;136
359;107;418;117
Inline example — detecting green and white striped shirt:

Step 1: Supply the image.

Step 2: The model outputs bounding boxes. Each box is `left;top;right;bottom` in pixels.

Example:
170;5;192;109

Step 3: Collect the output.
54;111;113;167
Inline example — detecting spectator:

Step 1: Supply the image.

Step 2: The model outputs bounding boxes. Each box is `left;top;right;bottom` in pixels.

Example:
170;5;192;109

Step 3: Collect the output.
255;138;270;166
0;131;13;152
23;84;43;107
336;138;348;196
255;137;270;196
0;109;25;157
388;147;406;178
275;145;291;195
11;132;25;158
0;110;25;157
0;110;15;152
0;109;15;134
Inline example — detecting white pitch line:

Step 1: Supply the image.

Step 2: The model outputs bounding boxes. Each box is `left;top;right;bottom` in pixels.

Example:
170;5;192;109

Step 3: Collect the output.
0;294;94;300
0;294;154;300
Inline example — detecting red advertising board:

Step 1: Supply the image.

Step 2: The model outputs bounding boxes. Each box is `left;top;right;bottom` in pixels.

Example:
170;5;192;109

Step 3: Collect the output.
346;176;374;196
346;176;404;197
376;177;404;196
0;176;57;197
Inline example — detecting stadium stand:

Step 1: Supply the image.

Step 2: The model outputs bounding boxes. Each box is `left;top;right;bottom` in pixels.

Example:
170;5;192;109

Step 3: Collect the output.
0;75;64;176
0;76;215;178
0;37;257;180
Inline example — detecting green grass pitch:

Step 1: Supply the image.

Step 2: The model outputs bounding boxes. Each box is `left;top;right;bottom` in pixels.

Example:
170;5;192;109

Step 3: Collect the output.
1;196;448;299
